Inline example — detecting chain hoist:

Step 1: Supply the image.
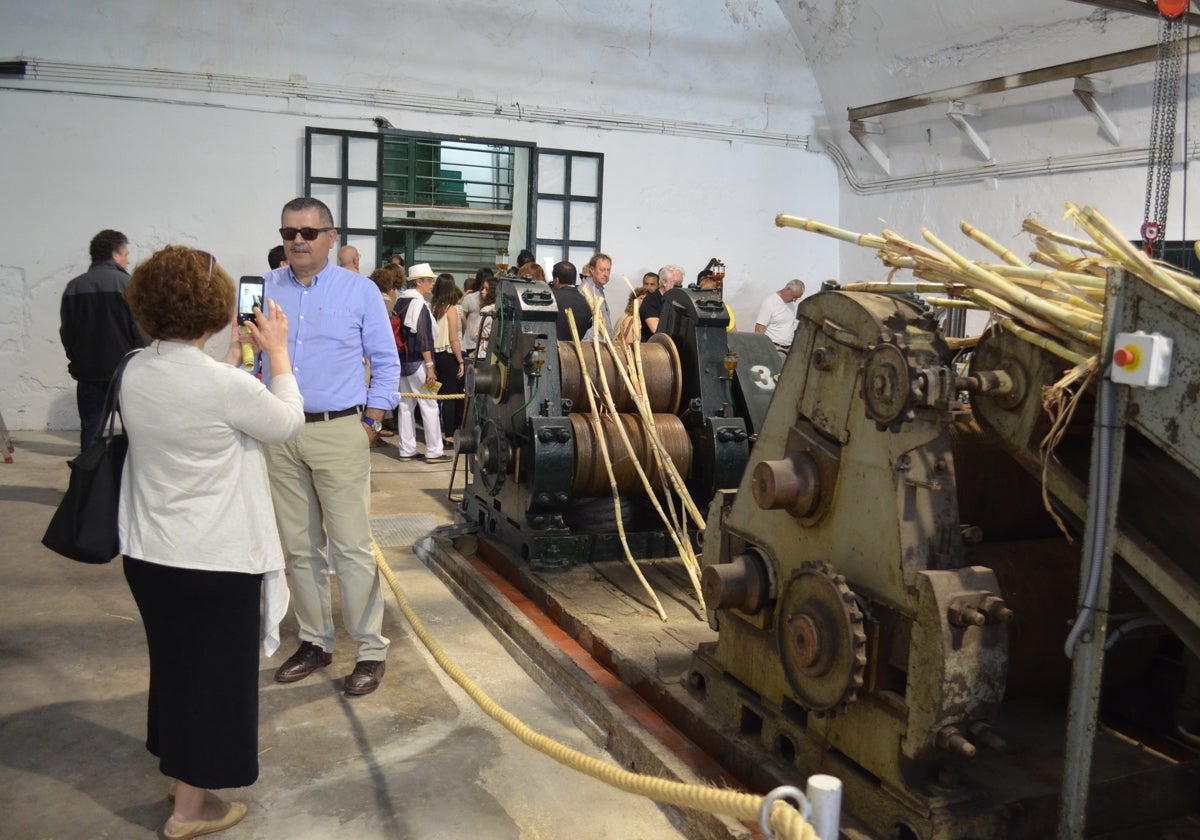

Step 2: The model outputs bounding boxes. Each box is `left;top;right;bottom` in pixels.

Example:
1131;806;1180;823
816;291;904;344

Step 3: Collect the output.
1142;1;1190;258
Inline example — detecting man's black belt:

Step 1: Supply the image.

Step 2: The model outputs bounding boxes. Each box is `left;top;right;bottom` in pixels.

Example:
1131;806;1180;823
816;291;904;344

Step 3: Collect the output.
773;342;791;352
303;406;363;423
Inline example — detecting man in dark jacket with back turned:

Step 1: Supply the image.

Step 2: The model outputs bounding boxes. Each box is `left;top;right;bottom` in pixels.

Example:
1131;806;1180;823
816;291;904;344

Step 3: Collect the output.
59;229;148;450
551;261;592;341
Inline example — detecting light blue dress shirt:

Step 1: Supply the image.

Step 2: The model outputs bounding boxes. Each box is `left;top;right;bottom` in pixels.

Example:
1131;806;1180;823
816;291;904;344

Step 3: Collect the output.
260;263;400;412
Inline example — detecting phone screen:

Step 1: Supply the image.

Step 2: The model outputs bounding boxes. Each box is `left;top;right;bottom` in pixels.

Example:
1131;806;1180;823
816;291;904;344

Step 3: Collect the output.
237;277;265;325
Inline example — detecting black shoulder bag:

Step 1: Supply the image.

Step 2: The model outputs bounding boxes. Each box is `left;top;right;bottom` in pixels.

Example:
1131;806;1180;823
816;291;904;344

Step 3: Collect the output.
42;350;139;564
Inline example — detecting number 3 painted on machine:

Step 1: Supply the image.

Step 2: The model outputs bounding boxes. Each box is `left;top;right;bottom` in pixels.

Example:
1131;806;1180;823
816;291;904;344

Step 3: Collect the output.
750;364;775;391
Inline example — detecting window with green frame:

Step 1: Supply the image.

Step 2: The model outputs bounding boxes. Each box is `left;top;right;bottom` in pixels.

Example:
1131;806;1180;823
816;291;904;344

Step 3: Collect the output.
305;128;602;281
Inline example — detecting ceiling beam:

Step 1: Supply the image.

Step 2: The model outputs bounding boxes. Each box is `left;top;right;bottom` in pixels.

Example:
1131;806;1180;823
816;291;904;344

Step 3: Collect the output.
848;38;1200;122
1067;0;1200;27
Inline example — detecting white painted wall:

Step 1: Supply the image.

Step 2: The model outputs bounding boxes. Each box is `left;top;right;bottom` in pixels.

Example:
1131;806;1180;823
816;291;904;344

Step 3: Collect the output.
0;0;835;431
13;1;1195;433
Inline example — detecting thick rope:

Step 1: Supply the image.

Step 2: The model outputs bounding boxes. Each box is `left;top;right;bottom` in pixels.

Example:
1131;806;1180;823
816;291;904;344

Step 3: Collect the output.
398;392;466;400
371;540;818;840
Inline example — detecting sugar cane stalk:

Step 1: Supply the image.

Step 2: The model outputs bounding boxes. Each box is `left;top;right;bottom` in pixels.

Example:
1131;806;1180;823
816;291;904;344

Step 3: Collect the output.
1022;218;1106;255
775;214;887;249
923;227;1104;335
961;220;1026;267
620;314;708;532
1000;318;1090;366
564;309;668;621
590;307;706;609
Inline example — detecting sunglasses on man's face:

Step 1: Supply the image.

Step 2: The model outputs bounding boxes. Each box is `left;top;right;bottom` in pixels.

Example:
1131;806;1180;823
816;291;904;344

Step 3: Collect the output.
279;226;334;241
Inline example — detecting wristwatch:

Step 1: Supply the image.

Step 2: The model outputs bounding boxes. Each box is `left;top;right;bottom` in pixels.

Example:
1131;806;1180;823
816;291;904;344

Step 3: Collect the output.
364;419;383;433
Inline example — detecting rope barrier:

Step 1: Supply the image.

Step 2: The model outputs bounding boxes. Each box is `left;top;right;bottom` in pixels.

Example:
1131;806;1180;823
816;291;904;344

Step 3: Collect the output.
398;392;466;400
371;539;819;840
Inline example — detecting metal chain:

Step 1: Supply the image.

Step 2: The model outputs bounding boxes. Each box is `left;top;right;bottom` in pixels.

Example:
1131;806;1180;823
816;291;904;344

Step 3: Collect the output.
1144;16;1186;260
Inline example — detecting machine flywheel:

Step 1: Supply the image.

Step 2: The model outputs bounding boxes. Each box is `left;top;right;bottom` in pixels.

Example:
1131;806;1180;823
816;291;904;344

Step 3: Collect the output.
776;562;867;715
861;334;920;431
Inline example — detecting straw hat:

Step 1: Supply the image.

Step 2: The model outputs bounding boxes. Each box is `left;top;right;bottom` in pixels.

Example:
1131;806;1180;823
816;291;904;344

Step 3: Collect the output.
408;262;436;280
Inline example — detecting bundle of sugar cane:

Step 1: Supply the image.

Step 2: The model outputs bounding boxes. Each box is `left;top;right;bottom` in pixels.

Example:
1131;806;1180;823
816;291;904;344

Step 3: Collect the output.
563;308;669;621
776;206;1200;541
775;206;1200;367
596;311;707;611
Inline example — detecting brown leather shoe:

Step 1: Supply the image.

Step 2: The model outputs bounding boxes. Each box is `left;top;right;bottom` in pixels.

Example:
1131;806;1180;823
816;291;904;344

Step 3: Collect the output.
274;641;332;683
343;660;386;696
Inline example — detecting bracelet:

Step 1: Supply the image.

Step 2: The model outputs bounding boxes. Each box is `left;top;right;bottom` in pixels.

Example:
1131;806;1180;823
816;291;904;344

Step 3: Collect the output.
424;361;435;367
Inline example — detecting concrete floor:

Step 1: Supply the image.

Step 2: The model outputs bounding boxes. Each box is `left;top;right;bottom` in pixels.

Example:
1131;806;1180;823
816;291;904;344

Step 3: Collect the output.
0;430;692;839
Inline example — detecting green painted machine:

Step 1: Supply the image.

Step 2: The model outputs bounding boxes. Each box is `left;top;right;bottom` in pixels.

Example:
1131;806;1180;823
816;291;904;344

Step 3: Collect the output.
458;279;780;570
691;276;1200;839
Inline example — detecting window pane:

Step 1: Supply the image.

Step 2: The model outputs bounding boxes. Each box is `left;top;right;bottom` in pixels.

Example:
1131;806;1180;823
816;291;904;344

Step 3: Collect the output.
539;154;566;194
310;184;340;219
347;186;376;230
571;156;599;198
537;199;563;240
347;235;376;272
348;137;376;181
568;246;593;268
536;246;564;266
310;133;342;179
569;202;596;242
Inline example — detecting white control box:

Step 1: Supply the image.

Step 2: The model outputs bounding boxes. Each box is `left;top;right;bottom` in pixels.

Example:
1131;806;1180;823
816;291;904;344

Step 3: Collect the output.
1110;330;1173;388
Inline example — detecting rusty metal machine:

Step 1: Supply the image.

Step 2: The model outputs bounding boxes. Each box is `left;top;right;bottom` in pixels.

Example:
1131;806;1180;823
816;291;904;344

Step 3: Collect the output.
691;272;1200;838
459;279;780;569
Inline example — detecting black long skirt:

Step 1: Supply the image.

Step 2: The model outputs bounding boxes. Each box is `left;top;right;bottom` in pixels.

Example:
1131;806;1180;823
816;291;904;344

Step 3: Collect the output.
434;349;463;438
123;556;262;789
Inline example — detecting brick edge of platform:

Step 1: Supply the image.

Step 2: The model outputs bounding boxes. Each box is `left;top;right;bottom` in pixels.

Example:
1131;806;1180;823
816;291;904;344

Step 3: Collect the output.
413;532;754;840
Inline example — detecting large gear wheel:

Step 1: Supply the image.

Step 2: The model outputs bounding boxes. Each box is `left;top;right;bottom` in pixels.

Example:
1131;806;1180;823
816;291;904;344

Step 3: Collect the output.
776;562;867;716
861;332;922;432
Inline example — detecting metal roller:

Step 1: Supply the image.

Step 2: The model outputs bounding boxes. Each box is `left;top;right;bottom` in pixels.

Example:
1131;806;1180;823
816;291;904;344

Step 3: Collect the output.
558;338;682;415
568;413;692;497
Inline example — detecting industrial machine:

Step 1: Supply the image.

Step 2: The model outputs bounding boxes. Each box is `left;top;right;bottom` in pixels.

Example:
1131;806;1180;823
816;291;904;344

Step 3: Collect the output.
690;273;1200;839
459;279;780;569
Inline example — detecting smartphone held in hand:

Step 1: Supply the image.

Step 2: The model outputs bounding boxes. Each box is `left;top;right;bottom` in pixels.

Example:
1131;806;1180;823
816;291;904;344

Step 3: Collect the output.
237;277;265;325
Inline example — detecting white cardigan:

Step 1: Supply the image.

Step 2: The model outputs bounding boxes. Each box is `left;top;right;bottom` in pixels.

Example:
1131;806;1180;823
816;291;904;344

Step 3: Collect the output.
117;341;304;653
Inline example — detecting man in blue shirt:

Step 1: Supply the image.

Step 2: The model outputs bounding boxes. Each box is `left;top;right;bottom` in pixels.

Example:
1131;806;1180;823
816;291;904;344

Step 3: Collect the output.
579;253;612;342
261;197;401;696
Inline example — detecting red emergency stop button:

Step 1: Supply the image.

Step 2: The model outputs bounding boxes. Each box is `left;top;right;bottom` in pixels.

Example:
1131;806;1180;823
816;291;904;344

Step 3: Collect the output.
1114;346;1142;369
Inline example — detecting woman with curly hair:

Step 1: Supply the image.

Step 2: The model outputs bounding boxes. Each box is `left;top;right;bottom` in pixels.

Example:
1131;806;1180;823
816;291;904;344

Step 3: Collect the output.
429;273;464;446
120;246;304;840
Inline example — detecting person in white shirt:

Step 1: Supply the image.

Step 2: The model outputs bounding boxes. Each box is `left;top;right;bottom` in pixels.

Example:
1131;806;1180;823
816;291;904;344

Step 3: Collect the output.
754;279;806;359
119;245;304;840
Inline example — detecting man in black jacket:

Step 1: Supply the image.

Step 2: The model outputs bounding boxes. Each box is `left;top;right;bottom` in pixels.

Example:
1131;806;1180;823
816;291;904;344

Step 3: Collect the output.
59;230;148;450
551;261;592;341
